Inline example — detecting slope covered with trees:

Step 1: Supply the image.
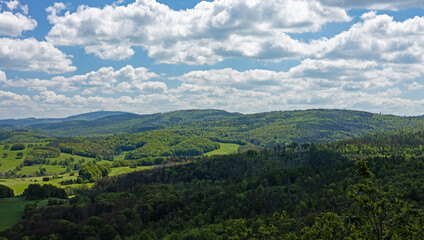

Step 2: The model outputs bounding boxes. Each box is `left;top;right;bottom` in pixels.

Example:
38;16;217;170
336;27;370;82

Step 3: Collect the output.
2;128;424;239
4;110;424;146
168;109;424;147
29;109;241;137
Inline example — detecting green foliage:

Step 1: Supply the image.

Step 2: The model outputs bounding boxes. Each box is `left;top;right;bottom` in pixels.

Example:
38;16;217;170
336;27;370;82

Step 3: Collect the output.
0;185;14;199
48;138;114;160
30;109;240;137
95;131;219;159
0;130;51;143
22;184;67;200
23;146;61;166
0;197;48;231
2;127;424;239
10;143;25;151
78;163;110;182
168;109;424;147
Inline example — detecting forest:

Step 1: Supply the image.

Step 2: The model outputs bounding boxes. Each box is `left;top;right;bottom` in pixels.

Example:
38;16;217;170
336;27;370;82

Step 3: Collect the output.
1;126;424;239
1;109;424;239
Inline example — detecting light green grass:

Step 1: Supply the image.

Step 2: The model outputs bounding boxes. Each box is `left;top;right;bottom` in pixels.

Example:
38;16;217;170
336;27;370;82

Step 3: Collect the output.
0;143;97;176
0;197;48;231
109;165;155;176
203;143;240;156
0;143;39;173
0;174;77;195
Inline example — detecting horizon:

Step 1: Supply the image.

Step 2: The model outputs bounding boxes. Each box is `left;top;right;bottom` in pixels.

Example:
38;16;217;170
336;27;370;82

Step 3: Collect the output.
1;0;424;118
1;108;422;121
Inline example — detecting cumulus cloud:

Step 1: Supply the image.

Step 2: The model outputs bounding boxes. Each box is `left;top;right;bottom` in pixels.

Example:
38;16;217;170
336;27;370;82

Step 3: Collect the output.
313;12;424;64
319;0;424;10
0;9;37;36
0;38;75;73
0;65;162;93
4;0;18;10
46;0;350;64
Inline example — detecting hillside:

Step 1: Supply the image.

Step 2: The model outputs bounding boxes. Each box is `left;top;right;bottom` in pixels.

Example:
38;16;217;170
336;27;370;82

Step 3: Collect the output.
2;128;424;239
2;109;423;147
3;109;424;146
0;130;52;143
29;109;241;137
168;109;424;147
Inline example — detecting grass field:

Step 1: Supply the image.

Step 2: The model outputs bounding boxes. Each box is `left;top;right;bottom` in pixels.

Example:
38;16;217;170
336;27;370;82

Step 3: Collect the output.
109;165;155;176
0;197;48;231
204;143;240;156
0;143;98;176
0;174;77;195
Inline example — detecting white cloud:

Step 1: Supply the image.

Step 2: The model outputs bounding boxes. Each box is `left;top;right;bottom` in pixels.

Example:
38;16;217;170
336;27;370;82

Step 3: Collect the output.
0;65;162;93
314;13;424;64
4;0;18;11
0;38;75;73
0;11;37;36
407;81;424;91
319;0;424;10
46;0;350;64
20;4;27;14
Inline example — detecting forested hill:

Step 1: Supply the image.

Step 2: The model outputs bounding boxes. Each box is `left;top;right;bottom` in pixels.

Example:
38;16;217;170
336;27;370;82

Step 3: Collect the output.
168;109;424;147
0;111;128;127
3;128;424;239
30;109;241;137
2;109;424;145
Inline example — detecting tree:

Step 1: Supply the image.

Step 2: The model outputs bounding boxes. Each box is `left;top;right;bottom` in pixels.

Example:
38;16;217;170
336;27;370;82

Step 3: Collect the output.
10;143;25;151
0;184;14;198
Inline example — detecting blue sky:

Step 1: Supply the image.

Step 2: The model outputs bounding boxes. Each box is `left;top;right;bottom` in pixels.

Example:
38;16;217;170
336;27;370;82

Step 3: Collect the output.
0;0;423;118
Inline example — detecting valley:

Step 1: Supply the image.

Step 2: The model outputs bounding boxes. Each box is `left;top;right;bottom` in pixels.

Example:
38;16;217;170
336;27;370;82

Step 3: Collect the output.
0;109;424;239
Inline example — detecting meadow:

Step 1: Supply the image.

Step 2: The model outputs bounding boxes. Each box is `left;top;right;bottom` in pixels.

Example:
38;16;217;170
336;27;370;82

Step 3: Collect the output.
0;197;48;231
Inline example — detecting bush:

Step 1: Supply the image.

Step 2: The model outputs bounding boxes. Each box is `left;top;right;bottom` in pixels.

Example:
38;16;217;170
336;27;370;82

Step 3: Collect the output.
16;152;24;159
10;143;25;151
0;184;14;198
23;184;67;200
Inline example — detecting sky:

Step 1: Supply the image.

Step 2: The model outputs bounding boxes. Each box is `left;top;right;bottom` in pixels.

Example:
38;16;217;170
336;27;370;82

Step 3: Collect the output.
0;0;424;119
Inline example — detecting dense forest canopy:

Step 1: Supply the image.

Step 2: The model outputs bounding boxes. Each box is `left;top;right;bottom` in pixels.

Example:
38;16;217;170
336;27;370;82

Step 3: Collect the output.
1;127;424;239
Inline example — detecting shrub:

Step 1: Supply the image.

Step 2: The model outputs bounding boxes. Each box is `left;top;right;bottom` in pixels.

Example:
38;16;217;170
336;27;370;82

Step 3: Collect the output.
0;184;14;198
10;143;25;151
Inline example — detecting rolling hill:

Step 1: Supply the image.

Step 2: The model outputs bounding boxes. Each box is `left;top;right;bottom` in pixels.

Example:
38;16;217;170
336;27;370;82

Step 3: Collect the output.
0;111;128;127
1;109;424;147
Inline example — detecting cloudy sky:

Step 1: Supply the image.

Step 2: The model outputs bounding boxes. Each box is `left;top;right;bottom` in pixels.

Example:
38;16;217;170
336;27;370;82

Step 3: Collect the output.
0;0;423;118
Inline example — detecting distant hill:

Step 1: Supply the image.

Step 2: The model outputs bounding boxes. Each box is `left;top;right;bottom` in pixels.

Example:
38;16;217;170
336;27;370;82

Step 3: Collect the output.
0;130;52;143
167;109;424;147
29;109;241;137
2;109;424;146
0;111;128;126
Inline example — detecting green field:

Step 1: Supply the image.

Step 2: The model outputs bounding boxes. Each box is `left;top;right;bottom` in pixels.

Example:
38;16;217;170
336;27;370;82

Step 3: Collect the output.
109;165;155;176
0;144;98;176
203;143;240;156
0;197;48;231
0;174;77;195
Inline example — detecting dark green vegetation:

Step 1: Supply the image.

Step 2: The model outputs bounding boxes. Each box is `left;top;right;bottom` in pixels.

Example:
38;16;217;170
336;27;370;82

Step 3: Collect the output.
168;109;424;147
27;109;241;137
96;131;220;159
2;109;424;238
3;109;424;148
0;130;51;143
0;198;49;231
0;185;14;199
78;163;110;182
22;184;67;200
46;131;220;162
1;128;424;239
